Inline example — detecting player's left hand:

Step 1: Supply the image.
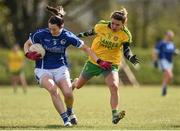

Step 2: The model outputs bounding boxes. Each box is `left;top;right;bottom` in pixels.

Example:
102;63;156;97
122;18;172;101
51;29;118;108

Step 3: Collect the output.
129;55;139;65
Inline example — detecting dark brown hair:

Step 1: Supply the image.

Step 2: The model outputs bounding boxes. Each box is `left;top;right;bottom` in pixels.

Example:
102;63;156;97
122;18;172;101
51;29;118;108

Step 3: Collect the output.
46;5;66;28
110;8;128;24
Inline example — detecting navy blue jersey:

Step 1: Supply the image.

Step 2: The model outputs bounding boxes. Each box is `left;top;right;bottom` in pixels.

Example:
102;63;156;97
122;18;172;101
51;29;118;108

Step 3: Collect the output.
155;40;176;62
29;28;83;69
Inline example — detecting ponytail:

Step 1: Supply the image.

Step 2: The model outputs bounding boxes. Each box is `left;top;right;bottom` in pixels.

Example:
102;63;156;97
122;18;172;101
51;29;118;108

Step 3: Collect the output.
46;5;66;28
46;5;66;18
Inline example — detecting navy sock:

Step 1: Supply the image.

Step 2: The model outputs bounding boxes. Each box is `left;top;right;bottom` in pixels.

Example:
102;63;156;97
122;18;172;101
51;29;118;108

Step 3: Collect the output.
67;107;73;116
60;112;69;123
162;85;167;96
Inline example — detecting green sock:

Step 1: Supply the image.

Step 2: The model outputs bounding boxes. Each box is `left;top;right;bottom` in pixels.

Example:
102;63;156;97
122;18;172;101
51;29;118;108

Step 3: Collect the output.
112;109;118;116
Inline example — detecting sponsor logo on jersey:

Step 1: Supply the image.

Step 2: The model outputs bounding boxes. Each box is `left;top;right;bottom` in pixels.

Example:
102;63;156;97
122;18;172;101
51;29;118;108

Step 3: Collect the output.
113;35;119;41
60;39;66;45
53;40;57;45
44;39;50;42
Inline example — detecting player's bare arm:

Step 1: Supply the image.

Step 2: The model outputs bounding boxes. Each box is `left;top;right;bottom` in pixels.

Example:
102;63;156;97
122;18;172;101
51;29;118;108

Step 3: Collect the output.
24;39;32;54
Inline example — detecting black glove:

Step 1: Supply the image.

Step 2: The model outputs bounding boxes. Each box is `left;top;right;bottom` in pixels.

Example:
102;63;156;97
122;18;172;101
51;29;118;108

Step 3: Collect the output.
129;55;139;65
77;33;83;38
154;61;158;68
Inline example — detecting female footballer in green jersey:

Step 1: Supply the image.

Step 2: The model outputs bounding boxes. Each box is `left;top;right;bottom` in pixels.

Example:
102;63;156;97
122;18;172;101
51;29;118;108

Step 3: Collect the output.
73;8;139;124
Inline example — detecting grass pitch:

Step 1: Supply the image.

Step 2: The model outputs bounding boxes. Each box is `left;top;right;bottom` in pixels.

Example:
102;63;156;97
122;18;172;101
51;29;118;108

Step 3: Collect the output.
0;85;180;130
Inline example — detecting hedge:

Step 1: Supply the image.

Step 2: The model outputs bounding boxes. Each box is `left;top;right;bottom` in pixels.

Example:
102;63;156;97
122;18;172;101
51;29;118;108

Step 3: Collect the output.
0;48;179;85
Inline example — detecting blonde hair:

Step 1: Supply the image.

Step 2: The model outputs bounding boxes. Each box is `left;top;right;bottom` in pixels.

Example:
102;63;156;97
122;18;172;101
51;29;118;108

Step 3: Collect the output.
165;30;174;36
120;7;128;17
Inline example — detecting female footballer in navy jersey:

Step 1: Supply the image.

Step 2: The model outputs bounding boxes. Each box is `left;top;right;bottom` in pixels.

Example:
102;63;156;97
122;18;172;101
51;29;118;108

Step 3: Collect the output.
24;5;111;127
153;30;179;96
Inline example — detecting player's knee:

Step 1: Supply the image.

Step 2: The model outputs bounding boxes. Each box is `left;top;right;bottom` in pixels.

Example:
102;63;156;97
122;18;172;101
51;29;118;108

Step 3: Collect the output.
166;71;173;80
169;74;173;81
72;82;82;89
64;91;73;99
72;78;82;89
76;85;82;89
48;86;58;96
109;83;119;92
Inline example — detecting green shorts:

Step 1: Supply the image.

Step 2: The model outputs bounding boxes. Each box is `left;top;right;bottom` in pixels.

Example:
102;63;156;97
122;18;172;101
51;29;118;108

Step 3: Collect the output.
81;61;119;80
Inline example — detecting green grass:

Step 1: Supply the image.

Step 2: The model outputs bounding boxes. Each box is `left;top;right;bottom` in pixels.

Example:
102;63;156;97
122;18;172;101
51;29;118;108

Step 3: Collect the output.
1;85;180;130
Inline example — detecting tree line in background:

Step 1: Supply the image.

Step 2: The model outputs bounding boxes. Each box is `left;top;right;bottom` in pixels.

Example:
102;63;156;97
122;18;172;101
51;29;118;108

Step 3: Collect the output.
0;0;180;48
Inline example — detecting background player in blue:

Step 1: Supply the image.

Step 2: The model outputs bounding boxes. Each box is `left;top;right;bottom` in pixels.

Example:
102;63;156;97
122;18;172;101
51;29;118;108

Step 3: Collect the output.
152;30;179;96
23;5;105;126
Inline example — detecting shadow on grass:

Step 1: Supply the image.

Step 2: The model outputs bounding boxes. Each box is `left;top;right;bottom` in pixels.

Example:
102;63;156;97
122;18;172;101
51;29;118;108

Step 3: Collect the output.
0;125;65;129
0;125;45;129
160;124;180;130
170;124;180;129
0;124;95;129
46;124;95;129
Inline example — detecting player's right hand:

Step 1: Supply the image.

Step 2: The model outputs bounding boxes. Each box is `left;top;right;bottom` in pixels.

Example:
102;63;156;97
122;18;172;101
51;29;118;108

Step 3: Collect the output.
25;51;41;61
97;59;112;70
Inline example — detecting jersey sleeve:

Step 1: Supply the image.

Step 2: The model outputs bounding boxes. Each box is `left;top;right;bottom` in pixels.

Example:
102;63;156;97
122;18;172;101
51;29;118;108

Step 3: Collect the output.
155;42;161;53
29;30;42;44
122;26;132;43
94;20;110;34
94;24;101;34
77;28;96;38
67;32;84;48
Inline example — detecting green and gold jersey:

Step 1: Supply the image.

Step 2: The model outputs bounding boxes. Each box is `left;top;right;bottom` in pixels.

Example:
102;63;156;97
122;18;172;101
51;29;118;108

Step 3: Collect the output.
8;50;24;72
89;20;132;65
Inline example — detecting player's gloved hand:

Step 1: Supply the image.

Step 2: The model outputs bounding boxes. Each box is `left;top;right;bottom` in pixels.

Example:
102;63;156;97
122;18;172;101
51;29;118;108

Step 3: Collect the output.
77;33;83;38
129;55;139;65
97;59;112;70
154;61;158;68
25;51;41;61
